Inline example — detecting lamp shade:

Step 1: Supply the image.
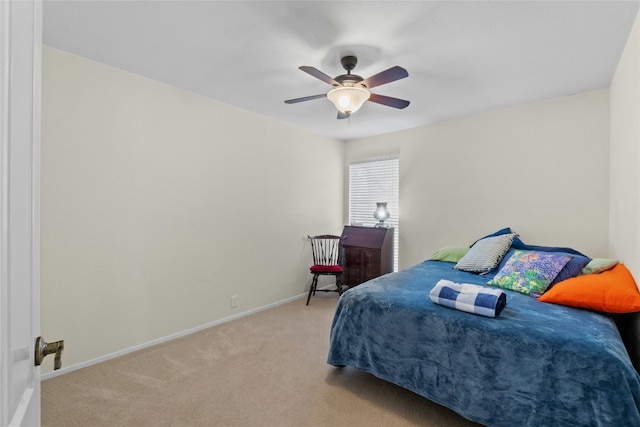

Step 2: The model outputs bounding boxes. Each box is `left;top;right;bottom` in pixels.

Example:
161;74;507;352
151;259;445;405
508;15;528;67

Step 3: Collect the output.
373;202;390;226
327;86;370;115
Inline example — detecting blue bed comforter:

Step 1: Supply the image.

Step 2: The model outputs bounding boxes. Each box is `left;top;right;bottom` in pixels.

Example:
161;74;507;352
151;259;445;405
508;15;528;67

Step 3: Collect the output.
327;260;640;427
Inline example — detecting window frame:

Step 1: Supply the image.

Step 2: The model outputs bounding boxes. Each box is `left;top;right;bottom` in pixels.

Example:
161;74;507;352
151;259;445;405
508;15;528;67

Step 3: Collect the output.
348;156;399;271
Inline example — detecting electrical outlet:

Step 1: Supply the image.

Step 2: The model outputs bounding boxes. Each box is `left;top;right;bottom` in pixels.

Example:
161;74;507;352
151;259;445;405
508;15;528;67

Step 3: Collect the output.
230;295;238;308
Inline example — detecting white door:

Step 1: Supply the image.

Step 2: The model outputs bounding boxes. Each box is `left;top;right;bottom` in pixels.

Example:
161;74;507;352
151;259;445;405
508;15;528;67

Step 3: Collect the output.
0;1;42;426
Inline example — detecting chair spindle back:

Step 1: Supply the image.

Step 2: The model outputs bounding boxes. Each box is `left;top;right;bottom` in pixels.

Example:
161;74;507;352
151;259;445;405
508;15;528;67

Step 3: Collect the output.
308;235;343;266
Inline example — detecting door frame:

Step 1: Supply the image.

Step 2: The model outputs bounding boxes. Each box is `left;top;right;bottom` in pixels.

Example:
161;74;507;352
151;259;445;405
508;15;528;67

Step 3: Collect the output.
0;0;42;425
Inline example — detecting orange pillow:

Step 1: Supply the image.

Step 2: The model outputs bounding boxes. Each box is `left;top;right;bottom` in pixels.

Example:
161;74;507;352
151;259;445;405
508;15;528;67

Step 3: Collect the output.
538;263;640;313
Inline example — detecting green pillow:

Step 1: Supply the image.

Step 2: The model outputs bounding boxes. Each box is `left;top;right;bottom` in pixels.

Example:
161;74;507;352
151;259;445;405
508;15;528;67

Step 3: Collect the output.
430;246;469;263
581;258;619;275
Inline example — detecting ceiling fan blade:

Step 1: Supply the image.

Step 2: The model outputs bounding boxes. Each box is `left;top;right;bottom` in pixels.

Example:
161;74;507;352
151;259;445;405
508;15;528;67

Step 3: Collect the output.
361;66;408;89
337;112;349;120
299;66;340;86
368;93;410;109
284;94;327;104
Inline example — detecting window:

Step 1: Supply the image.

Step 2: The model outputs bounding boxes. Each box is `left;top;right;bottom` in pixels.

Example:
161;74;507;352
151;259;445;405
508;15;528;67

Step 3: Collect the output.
348;157;399;271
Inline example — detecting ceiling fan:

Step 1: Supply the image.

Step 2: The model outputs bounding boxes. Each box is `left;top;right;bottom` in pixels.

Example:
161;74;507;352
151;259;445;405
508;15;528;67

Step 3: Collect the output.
284;55;410;119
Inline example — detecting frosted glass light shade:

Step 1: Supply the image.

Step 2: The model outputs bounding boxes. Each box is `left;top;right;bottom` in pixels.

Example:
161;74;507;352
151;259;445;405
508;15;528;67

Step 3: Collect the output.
373;202;390;226
327;86;370;115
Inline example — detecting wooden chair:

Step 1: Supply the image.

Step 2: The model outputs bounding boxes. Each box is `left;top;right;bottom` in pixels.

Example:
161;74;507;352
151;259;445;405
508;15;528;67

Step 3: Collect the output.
306;235;345;305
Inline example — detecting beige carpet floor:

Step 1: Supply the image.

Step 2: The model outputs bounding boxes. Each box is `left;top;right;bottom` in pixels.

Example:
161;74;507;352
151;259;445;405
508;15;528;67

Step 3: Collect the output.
42;293;481;427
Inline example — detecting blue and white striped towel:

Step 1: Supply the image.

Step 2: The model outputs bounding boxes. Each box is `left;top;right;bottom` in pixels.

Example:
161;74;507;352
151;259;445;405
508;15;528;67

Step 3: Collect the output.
429;279;507;318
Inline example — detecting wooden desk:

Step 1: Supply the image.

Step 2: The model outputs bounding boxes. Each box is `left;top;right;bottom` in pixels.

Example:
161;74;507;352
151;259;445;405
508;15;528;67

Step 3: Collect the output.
340;226;394;288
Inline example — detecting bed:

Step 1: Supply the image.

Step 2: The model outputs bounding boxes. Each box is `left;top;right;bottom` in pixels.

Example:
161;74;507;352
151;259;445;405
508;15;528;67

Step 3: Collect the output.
327;231;640;427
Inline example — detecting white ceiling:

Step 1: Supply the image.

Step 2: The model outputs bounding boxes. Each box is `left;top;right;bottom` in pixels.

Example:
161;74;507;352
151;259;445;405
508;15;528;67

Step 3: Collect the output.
43;1;640;141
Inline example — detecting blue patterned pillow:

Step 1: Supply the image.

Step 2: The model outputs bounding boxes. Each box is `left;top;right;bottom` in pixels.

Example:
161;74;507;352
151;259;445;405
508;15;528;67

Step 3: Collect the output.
487;250;572;297
454;233;516;274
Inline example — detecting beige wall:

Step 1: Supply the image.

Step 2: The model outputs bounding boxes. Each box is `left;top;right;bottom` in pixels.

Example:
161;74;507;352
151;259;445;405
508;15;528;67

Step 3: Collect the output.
41;47;344;374
610;10;640;282
346;89;610;269
43;14;635;374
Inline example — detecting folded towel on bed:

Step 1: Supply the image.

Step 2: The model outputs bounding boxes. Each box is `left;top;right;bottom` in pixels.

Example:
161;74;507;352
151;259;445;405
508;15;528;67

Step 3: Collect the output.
430;279;507;317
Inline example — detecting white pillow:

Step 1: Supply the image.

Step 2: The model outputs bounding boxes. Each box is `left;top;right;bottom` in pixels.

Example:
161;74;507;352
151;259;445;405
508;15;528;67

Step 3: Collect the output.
454;233;516;274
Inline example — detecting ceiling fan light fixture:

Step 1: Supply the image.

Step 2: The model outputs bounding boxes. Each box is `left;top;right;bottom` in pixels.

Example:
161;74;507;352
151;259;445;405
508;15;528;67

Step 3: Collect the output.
285;56;409;119
327;86;370;115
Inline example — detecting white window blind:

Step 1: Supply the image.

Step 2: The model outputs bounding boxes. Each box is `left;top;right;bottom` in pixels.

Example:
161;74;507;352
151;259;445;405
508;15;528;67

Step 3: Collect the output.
348;157;399;271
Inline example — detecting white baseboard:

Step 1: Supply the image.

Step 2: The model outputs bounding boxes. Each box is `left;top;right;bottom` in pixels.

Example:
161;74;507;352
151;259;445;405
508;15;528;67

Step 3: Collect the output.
41;289;323;381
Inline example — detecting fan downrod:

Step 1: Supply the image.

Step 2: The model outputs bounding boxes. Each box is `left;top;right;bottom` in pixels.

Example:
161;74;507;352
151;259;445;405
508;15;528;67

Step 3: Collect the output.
341;56;358;73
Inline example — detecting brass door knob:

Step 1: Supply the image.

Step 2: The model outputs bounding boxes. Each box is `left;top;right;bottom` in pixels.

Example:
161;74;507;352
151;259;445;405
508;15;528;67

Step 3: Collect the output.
34;337;64;370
